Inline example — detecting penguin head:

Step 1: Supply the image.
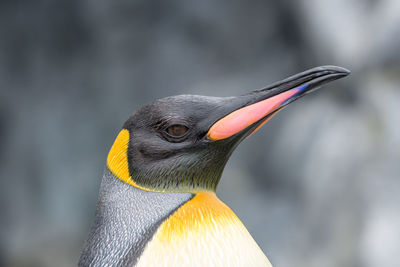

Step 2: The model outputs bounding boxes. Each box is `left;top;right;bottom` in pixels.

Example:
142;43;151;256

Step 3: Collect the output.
107;66;350;193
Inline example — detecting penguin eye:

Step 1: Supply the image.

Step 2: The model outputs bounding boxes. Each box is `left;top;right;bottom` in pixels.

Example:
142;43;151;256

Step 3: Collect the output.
166;124;189;137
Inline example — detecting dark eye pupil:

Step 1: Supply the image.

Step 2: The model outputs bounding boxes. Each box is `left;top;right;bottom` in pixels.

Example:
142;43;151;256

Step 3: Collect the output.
167;125;188;137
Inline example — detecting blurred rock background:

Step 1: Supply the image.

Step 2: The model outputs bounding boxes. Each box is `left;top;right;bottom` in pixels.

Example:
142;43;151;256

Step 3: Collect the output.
0;0;399;266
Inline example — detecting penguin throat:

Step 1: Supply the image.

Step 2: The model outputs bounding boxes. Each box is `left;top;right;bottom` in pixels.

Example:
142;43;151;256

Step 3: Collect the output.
107;129;226;193
129;161;226;193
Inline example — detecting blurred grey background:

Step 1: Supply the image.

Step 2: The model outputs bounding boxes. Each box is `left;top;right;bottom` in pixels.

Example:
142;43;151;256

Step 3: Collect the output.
1;0;399;266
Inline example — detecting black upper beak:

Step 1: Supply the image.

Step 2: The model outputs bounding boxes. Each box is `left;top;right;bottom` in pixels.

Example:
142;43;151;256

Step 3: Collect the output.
245;65;350;105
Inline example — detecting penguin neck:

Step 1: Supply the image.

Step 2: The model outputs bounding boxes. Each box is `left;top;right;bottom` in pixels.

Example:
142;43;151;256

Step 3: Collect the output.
81;169;271;266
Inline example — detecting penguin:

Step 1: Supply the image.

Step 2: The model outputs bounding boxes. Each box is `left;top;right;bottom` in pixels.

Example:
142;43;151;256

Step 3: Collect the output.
79;66;350;267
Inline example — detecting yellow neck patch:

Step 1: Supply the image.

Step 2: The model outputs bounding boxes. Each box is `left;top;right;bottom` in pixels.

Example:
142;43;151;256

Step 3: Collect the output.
107;129;151;191
157;192;237;242
136;192;272;266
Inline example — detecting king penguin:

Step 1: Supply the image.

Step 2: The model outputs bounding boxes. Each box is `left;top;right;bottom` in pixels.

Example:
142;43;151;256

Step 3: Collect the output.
79;66;349;267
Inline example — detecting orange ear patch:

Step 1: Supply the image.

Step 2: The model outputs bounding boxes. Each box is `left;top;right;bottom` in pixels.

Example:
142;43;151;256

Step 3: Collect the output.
107;129;131;183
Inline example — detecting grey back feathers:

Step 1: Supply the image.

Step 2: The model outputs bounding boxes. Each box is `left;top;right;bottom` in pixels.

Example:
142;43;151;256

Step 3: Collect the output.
79;169;193;266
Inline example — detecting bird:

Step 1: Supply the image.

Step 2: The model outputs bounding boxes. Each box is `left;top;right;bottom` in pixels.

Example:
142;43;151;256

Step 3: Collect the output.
79;66;350;267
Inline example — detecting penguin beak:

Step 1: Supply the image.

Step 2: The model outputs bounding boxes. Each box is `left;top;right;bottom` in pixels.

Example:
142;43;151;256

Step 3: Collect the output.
207;66;350;141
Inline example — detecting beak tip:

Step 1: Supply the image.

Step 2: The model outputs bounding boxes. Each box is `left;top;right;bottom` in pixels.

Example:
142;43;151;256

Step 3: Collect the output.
320;65;351;76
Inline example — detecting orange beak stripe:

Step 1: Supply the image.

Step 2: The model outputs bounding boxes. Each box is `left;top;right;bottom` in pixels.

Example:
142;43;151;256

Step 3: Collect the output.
207;89;299;140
